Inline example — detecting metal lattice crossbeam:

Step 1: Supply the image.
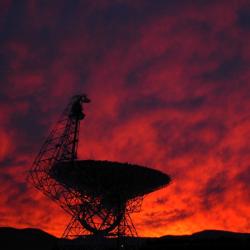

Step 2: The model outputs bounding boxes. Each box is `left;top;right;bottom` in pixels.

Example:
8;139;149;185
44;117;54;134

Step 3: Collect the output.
27;94;171;249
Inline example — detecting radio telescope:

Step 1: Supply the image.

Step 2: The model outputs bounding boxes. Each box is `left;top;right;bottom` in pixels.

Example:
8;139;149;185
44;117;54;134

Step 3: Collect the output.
28;95;171;247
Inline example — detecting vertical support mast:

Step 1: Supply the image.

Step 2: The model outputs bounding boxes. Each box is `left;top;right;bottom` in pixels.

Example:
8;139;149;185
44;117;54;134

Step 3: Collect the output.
28;94;90;202
66;94;89;161
72;118;80;161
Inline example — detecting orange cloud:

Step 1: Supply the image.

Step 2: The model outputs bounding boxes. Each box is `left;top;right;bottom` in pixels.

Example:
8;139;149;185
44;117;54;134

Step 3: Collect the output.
0;0;250;238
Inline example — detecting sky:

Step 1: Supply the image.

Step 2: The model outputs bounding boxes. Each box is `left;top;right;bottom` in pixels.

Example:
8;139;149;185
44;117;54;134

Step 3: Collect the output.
0;0;250;237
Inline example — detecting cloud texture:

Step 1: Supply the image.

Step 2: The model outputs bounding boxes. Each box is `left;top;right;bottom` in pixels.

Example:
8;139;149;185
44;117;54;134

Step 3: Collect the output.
1;0;250;237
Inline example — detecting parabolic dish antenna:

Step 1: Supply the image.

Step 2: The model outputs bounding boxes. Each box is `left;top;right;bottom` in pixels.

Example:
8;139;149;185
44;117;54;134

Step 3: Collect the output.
28;94;171;248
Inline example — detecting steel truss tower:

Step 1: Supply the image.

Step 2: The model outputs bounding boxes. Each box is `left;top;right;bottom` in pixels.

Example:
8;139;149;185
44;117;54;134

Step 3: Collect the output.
28;95;144;247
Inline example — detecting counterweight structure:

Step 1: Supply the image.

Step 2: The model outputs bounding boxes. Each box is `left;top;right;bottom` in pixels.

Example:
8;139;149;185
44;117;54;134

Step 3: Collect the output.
28;94;170;242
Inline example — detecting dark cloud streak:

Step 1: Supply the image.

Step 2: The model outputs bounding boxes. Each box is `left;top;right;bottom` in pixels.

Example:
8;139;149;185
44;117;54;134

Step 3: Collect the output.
0;0;250;237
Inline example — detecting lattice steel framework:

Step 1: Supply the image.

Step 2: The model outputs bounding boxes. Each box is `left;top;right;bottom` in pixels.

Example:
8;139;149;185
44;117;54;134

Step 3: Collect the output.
28;94;144;242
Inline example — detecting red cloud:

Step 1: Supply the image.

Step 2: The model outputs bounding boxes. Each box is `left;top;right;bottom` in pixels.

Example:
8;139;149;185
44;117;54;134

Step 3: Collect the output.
0;0;250;237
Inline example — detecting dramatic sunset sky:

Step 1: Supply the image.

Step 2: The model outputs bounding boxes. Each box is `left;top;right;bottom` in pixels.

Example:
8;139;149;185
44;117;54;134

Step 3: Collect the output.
1;0;250;237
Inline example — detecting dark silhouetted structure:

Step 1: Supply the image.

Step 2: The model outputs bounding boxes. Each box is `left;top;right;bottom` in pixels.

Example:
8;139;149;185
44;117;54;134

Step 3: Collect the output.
28;95;171;249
